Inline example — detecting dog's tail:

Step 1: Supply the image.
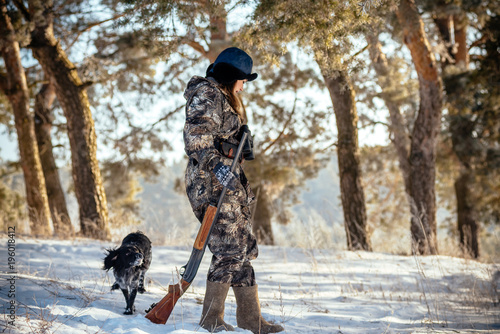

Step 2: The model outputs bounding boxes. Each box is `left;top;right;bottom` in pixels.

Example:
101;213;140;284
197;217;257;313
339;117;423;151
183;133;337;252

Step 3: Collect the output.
103;248;118;271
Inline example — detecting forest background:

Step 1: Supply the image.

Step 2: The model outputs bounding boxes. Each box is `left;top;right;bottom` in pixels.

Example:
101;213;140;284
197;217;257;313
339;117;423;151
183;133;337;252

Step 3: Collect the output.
0;0;499;262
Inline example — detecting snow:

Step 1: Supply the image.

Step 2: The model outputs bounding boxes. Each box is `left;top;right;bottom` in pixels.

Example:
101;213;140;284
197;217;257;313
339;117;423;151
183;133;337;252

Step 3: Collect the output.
1;236;499;333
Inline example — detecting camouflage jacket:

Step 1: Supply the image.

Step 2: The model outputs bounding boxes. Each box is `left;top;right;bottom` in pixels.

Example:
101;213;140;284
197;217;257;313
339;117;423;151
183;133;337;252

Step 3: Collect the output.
183;76;254;219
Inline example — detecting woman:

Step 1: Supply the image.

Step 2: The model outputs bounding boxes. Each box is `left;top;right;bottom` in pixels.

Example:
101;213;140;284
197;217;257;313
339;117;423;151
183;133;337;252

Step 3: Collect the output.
183;47;284;334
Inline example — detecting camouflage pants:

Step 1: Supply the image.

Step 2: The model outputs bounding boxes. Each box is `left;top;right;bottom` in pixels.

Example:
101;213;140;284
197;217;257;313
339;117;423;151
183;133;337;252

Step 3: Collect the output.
195;201;258;287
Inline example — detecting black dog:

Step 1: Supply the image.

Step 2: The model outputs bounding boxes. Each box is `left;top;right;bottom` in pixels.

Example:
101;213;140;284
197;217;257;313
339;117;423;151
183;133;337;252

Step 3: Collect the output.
103;231;152;315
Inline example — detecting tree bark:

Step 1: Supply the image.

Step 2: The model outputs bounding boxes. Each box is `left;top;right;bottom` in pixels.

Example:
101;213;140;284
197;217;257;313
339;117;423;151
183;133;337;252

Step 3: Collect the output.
29;0;110;240
396;0;442;255
34;81;74;237
323;70;372;251
0;0;52;236
366;31;411;194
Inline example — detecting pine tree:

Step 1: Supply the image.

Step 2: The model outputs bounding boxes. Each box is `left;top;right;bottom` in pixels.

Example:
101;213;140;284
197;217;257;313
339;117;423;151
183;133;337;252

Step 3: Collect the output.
243;0;374;251
323;69;371;250
365;30;411;195
28;0;110;240
34;80;73;237
396;0;443;255
427;0;500;258
0;0;52;236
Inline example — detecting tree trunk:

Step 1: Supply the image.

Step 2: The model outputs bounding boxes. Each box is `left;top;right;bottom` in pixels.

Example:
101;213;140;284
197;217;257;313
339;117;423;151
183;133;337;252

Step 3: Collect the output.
0;0;52;236
366;31;411;194
450;116;478;257
451;13;477;257
34;81;74;237
454;168;479;258
206;0;230;63
397;0;442;255
434;10;478;258
323;70;372;251
453;14;469;69
251;185;275;245
29;0;110;240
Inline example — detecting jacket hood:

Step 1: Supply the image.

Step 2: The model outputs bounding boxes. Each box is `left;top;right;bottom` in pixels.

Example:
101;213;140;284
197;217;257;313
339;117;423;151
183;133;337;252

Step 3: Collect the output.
183;76;221;101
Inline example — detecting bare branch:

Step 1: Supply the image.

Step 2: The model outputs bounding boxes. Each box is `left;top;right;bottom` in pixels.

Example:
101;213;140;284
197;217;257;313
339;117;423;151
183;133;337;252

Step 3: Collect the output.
469;35;488;50
187;40;208;57
12;0;30;21
115;104;185;143
348;43;370;63
66;13;128;50
0;72;8;93
319;141;338;152
54;0;75;13
227;0;247;14
148;104;185;129
261;98;298;154
358;120;390;130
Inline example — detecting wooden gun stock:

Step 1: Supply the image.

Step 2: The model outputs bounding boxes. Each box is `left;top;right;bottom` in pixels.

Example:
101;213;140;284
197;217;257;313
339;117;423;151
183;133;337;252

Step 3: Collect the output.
145;279;191;324
144;206;217;324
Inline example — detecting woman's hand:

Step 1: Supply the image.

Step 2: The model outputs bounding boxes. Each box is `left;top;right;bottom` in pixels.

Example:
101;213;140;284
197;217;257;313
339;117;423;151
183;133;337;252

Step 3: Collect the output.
213;162;237;191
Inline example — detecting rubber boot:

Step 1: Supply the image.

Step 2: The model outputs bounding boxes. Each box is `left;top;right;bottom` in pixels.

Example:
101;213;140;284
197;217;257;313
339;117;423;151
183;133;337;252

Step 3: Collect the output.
233;285;284;334
199;280;235;332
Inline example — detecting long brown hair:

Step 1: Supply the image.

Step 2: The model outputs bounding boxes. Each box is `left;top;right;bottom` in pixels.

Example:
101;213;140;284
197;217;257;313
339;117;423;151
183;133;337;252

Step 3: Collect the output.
220;81;246;123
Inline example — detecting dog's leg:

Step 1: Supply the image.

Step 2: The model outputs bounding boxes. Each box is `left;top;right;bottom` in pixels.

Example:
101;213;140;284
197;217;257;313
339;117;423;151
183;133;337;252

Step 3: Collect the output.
111;282;120;290
121;288;133;315
124;288;138;315
138;270;146;294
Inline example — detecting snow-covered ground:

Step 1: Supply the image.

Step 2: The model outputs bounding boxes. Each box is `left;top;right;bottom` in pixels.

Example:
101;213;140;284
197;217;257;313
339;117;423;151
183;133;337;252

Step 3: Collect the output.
1;236;499;334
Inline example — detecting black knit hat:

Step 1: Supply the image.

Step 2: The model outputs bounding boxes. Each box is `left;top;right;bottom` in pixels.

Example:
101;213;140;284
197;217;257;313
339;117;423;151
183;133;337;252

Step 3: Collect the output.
206;47;258;85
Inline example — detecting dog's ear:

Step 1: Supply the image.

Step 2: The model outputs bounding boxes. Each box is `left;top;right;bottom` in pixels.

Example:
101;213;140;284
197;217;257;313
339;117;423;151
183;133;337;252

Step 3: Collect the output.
103;248;119;270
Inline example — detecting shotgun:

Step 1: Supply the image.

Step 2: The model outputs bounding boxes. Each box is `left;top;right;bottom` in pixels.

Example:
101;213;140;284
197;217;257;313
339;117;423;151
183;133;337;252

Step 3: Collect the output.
145;132;249;324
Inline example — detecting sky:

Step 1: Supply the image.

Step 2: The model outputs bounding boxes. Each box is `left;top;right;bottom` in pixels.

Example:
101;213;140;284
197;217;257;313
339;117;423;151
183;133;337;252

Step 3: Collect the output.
0;134;17;161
